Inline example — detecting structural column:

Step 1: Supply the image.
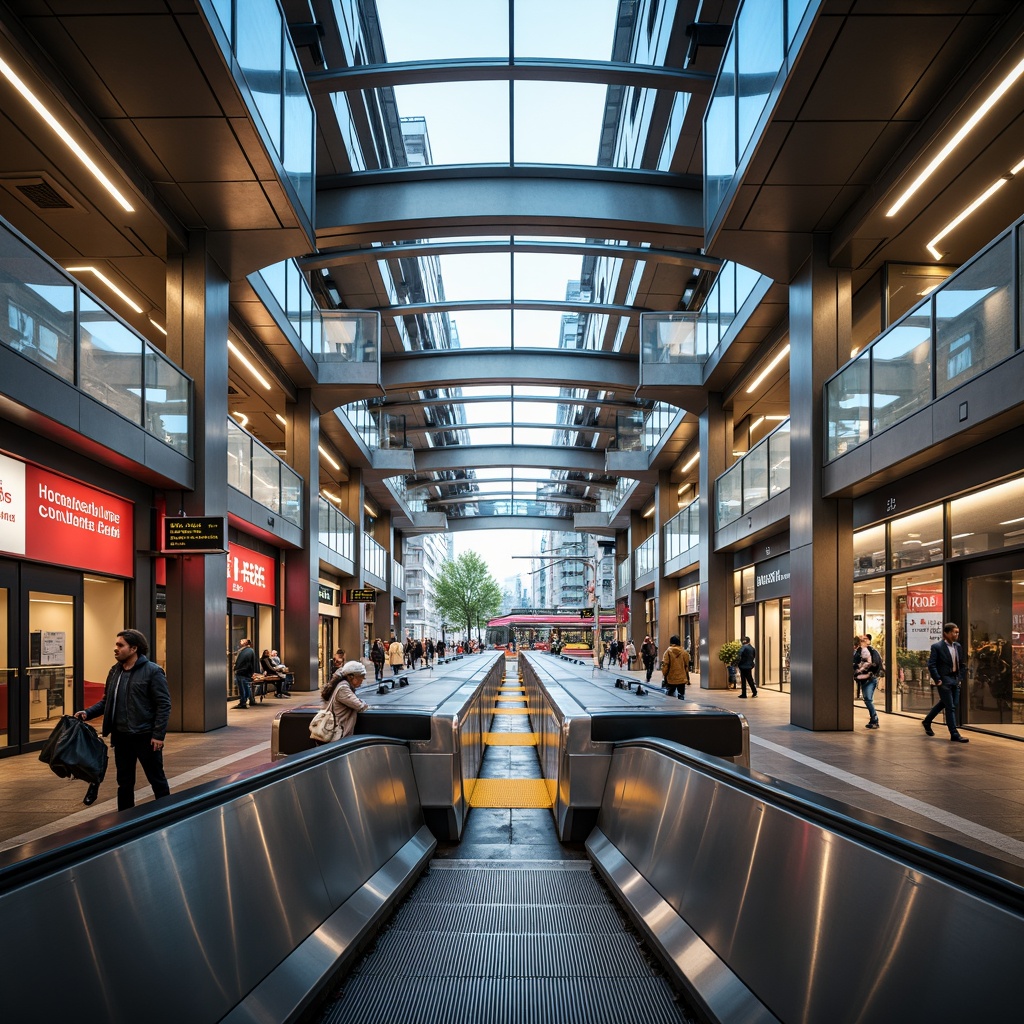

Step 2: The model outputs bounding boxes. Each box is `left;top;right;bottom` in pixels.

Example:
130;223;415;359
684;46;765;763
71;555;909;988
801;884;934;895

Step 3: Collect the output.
698;393;732;689
788;235;854;730
163;232;229;732
282;389;319;693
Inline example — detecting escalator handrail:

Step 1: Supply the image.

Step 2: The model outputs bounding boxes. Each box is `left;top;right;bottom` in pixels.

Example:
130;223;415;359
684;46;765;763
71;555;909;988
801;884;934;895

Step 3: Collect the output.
0;734;408;890
610;737;1024;913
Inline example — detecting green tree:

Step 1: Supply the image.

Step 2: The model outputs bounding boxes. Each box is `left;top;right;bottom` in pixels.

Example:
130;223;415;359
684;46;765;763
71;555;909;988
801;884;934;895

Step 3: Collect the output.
434;551;502;641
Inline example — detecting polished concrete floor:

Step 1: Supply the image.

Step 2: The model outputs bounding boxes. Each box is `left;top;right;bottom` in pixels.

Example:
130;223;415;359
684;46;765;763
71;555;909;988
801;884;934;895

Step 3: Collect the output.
3;660;1024;877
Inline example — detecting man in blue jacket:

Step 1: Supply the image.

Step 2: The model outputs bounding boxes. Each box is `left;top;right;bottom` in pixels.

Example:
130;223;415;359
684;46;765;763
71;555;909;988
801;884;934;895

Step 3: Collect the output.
77;629;172;810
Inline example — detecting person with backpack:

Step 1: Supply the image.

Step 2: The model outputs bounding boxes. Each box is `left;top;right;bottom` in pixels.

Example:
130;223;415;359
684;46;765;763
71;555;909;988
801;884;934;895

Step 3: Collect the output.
854;634;881;729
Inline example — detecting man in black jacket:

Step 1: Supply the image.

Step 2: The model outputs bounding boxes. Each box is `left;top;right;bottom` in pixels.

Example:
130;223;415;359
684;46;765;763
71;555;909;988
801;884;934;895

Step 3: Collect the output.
233;637;257;708
77;629;172;810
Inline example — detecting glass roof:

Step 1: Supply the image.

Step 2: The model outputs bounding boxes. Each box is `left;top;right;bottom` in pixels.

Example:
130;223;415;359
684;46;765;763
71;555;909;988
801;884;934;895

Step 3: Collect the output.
318;0;692;521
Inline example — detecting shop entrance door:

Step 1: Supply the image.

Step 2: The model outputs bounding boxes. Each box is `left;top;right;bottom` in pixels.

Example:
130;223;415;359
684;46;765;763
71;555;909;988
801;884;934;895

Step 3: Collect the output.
956;555;1024;736
0;559;18;754
22;565;82;750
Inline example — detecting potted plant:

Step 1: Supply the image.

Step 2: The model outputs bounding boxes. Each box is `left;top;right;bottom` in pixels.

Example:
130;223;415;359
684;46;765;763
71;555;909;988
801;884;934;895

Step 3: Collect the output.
718;640;741;689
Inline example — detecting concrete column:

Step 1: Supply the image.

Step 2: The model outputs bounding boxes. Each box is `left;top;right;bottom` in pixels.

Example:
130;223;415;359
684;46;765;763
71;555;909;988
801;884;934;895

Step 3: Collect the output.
698;393;732;689
789;235;854;731
282;390;319;694
654;468;676;654
163;233;229;732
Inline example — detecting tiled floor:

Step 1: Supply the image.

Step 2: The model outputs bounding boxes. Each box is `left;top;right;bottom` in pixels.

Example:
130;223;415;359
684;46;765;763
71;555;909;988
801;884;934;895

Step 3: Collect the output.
4;667;1024;876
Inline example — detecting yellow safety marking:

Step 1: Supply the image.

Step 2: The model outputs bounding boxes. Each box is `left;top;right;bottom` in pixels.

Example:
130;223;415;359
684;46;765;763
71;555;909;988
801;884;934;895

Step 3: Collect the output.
495;697;527;703
490;707;532;714
468;778;552;808
498;687;524;693
484;732;538;746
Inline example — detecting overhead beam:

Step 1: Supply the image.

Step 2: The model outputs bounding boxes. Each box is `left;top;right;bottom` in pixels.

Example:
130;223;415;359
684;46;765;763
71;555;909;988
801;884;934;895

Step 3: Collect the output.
380;349;638;394
305;57;714;94
377;298;646;317
317;174;703;250
442;515;577;533
300;239;723;273
414;444;606;474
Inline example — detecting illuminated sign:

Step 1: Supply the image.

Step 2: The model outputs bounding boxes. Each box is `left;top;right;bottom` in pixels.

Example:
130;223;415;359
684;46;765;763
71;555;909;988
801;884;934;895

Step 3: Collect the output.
345;588;377;603
318;583;336;605
162;516;225;553
0;452;134;577
227;543;276;604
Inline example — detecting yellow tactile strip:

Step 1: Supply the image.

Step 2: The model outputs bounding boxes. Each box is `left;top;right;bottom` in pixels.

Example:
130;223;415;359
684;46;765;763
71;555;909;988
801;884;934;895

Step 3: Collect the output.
484;732;538;746
489;707;532;714
495;697;527;703
468;778;552;808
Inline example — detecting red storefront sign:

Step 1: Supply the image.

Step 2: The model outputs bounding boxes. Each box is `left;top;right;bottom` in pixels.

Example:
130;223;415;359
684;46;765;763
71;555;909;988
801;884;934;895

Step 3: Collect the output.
0;451;134;577
227;542;276;604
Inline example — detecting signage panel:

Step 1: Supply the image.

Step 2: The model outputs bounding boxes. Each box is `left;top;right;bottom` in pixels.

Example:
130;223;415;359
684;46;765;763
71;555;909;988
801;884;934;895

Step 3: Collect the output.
755;554;791;601
318;583;336;605
227;542;276;604
163;516;225;553
344;588;377;603
0;451;134;577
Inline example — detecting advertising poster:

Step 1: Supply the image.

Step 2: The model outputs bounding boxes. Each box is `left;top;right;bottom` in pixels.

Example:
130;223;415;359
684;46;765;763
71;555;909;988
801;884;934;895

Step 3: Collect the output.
227;543;276;604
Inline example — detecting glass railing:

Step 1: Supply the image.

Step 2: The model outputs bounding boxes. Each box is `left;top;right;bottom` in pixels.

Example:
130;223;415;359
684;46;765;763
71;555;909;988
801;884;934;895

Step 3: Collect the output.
205;0;315;224
635;535;658;578
251;259;380;366
363;535;388;582
227;417;302;525
318;497;355;561
664;498;700;563
0;218;192;456
392;559;405;592
340;401;380;449
601;475;635;513
617;557;631;592
641;262;767;368
704;0;820;232
826;222;1019;461
716;418;791;529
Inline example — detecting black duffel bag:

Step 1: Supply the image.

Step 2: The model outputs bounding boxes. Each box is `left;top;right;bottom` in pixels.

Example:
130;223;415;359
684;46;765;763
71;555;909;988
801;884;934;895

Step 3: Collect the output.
39;715;109;785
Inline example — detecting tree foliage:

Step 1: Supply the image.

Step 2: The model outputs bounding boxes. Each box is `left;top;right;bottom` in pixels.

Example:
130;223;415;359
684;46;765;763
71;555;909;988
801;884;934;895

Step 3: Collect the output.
434;551;503;639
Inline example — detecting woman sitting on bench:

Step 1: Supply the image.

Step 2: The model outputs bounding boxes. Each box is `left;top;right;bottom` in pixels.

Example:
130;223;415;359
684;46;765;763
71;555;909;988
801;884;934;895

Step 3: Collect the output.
260;649;291;698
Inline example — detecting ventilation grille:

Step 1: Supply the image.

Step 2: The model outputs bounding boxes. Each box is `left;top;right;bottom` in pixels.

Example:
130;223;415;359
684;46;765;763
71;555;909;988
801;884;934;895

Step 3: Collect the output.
16;181;73;209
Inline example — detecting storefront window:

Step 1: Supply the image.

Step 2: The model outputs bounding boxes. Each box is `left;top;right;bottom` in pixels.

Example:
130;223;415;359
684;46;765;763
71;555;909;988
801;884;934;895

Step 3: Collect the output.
740;566;755;604
950;476;1024;557
890;506;943;569
891;570;943;713
853;524;885;578
28;592;74;742
966;568;1024;730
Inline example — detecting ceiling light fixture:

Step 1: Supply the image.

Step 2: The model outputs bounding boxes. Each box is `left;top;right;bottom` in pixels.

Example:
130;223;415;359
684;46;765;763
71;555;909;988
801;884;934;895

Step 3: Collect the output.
147;316;167;336
0;55;135;213
681;451;700;472
925;172;1013;260
746;344;790;394
642;505;655;518
318;444;340;471
750;416;765;432
66;266;143;314
886;53;1024;218
275;413;287;425
1000;515;1024;525
227;339;271;390
231;411;248;428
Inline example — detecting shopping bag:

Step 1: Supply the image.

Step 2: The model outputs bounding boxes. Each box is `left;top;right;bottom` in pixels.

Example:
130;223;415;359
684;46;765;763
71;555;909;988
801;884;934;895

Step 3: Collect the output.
309;707;340;743
39;715;108;784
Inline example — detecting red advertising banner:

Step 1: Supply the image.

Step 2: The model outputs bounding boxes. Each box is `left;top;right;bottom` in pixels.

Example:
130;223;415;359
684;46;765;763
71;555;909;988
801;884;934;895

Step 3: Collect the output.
227;542;276;604
0;451;134;577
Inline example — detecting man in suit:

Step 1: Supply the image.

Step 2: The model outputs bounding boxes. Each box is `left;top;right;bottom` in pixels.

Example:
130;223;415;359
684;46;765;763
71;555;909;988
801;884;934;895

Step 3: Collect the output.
924;622;969;743
737;636;757;698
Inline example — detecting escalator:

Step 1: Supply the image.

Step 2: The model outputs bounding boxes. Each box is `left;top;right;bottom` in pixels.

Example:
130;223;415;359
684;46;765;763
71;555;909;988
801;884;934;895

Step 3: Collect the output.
317;669;694;1023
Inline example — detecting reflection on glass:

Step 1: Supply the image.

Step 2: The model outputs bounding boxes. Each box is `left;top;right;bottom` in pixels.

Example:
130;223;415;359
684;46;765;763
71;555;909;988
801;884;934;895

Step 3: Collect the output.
145;350;191;455
935;235;1012;397
966;569;1023;727
79;295;143;424
871;317;932;433
0;224;75;381
768;420;790;496
853;524;885;578
890;506;943;569
717;462;743;528
743;439;768;510
236;1;282;149
736;0;783;158
826;354;870;459
950;476;1024;556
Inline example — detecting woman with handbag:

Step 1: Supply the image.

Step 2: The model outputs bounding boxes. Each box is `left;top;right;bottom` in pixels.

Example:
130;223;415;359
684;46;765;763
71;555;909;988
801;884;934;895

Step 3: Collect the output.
310;657;369;744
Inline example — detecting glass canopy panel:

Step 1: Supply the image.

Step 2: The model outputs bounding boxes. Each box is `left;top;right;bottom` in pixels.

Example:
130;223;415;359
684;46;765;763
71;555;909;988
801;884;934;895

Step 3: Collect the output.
376;0;509;61
512;309;569;347
447;310;512;347
460;426;513;445
515;427;559;445
513;82;607;166
513;0;620;60
391;82;510;164
436;253;511;302
514;401;562;425
464;401;512;425
513;253;589;301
